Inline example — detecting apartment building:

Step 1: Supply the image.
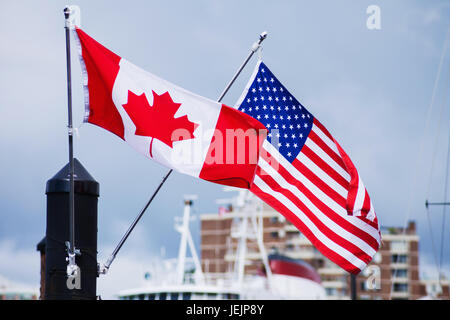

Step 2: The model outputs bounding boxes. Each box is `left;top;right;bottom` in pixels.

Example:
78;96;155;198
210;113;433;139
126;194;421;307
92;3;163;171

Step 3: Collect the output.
200;202;449;299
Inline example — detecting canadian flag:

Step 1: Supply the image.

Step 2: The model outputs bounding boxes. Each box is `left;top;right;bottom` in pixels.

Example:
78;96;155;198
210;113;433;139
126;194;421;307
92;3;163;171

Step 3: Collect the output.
74;28;267;188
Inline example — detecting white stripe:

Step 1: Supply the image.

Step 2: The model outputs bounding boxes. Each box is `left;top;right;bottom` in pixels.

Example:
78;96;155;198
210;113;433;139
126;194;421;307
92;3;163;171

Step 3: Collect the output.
253;175;368;270
353;175;366;216
311;124;341;156
305;138;351;182
262;142;381;242
258;157;377;257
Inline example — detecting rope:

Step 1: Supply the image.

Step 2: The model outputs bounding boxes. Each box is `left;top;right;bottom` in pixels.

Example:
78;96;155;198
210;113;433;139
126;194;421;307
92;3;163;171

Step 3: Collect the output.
389;22;450;299
438;131;450;284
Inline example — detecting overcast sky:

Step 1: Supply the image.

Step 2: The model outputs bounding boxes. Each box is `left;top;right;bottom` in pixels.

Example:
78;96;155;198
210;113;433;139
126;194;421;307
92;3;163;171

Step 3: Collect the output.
1;0;449;299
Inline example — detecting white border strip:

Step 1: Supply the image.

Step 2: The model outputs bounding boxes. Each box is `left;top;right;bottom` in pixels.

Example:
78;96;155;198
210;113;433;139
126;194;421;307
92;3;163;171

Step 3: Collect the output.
234;59;263;109
72;28;91;123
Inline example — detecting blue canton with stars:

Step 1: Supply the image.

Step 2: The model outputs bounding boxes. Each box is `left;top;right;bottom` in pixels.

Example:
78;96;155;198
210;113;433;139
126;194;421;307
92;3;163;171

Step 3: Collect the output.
238;62;314;162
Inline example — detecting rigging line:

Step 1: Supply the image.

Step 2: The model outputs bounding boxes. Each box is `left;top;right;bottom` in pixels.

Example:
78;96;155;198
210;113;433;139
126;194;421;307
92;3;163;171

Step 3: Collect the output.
389;22;450;299
438;130;450;283
423;63;450;284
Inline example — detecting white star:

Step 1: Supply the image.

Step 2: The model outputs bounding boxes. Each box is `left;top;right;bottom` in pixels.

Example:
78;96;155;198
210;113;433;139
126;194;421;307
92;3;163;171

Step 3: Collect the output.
256;115;261;119
291;134;296;139
284;133;288;138
257;78;261;82
273;87;277;92
280;115;284;120
275;97;279;102
280;87;284;92
255;106;259;110
264;114;269;119
266;86;270;92
268;96;273;101
272;115;277;119
294;143;298;148
297;124;301;129
260;96;265;101
282;125;286;130
259;87;263;92
294;114;299;119
304;123;308;128
249;107;252;111
289;125;294;130
261;68;265;73
263;105;267;110
287;115;291;120
254;97;258;102
289;96;293;101
264;77;267;82
299;133;303;138
282;96;287;101
274;124;279;129
252;88;256;93
270;77;274;83
278;142;282;147
276;133;280;138
286;142;290;147
302;114;305;119
270;105;274;111
246;98;250;103
266;123;271;128
285;106;289;111
287;152;292;157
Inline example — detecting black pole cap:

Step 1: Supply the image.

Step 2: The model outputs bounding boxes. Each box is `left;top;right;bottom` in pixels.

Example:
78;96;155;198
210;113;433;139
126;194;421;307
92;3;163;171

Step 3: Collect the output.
46;158;99;196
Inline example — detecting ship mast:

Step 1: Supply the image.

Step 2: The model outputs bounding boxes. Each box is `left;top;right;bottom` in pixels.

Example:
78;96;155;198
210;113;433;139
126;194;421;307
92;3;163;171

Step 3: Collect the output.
175;195;204;285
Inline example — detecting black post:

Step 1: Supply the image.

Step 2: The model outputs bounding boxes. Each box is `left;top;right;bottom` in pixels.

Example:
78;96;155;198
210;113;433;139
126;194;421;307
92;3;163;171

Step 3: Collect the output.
350;274;357;300
45;159;99;300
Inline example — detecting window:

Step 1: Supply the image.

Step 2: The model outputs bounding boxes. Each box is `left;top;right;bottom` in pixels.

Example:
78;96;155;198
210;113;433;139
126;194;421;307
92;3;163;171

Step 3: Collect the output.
170;292;179;300
270;231;279;238
325;288;337;296
182;292;191;300
159;292;167;300
393;283;408;292
392;269;408;278
391;254;407;263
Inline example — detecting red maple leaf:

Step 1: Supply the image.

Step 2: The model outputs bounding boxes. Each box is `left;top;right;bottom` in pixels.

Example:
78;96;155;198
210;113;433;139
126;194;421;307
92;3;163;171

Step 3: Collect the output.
122;90;198;157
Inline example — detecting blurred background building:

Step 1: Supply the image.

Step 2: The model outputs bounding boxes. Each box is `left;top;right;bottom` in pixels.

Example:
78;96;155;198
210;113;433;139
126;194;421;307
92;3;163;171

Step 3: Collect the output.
200;203;449;300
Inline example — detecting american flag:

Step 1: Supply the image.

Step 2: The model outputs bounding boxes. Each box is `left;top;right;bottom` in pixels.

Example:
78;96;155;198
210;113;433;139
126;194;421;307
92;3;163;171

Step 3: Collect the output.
237;61;381;274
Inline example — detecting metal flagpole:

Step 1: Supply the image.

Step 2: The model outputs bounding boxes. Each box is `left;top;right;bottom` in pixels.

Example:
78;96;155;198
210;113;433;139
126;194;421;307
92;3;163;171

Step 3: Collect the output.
99;31;268;275
64;6;80;276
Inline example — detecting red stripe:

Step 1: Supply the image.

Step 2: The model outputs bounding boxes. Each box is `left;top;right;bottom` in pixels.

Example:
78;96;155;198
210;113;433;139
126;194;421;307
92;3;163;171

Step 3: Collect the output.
313;118;334;142
250;181;362;274
300;145;350;190
309;130;347;172
261;152;379;252
256;167;373;266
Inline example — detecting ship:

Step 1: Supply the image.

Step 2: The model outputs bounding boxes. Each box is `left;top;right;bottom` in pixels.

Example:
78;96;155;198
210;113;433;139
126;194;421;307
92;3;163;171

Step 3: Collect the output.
117;189;326;300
